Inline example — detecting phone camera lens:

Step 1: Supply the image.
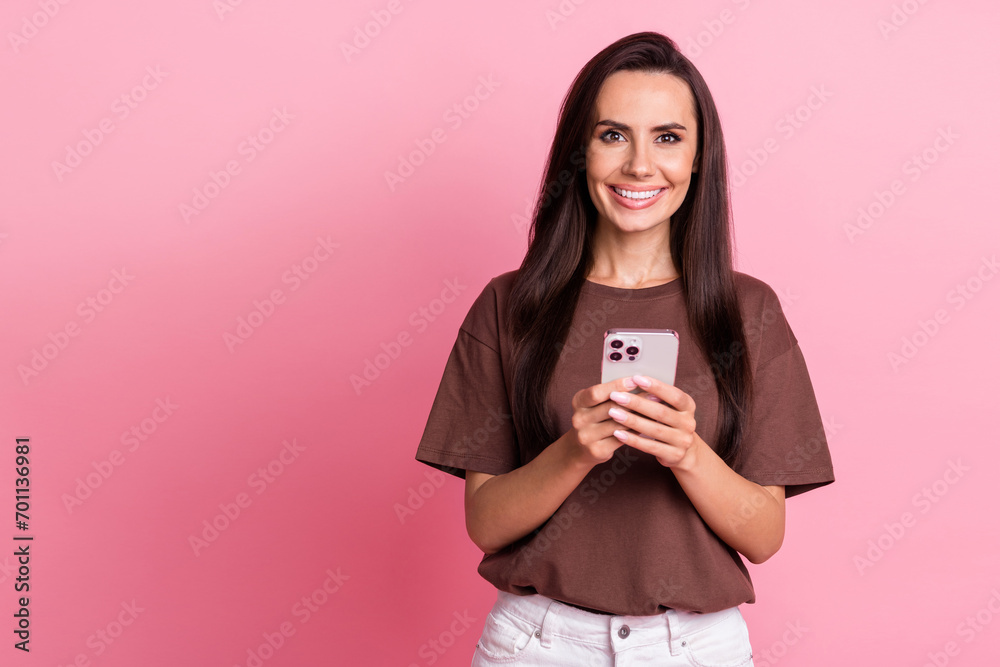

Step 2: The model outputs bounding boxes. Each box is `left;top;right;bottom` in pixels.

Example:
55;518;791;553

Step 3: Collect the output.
610;339;623;349
626;346;639;355
609;351;622;361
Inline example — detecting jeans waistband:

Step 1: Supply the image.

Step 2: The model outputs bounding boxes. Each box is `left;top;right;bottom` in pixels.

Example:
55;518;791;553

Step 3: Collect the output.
493;590;743;655
556;599;617;615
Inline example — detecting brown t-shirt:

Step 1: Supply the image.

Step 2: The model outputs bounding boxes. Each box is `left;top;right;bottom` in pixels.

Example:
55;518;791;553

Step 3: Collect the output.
414;269;835;615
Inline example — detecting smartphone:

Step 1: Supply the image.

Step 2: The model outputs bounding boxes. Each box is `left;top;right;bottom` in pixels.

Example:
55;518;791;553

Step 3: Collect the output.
600;328;679;393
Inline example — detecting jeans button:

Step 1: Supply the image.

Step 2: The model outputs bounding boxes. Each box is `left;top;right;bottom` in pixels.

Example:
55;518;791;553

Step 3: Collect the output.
618;625;630;638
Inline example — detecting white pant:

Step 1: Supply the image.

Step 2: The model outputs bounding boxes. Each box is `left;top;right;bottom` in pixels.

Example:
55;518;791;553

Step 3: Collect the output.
471;590;754;666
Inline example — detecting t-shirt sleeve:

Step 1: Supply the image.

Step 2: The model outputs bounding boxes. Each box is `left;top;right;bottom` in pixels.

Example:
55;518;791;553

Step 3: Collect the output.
414;279;520;480
733;289;835;499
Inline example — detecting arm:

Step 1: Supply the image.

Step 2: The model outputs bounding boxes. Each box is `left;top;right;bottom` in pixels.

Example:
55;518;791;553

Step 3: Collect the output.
671;435;785;564
465;375;643;555
464;432;592;555
606;375;785;564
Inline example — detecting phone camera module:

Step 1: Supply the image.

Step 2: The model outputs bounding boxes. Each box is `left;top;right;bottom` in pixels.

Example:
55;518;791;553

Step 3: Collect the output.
610;339;624;349
609;351;622;361
625;346;639;356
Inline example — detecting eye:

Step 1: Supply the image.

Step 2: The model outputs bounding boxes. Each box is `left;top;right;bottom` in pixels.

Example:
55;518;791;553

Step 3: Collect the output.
657;132;681;143
599;129;625;142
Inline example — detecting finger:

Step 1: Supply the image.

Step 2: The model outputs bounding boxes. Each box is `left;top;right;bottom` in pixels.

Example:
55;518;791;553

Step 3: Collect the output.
631;375;695;412
607;405;672;443
611;427;682;464
608;390;672;423
610;403;697;450
608;375;639;395
578;413;631;441
607;390;694;434
574;376;638;410
578;422;633;461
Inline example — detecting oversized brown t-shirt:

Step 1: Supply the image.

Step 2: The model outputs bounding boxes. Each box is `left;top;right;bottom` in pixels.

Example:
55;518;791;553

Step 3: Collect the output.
414;269;835;615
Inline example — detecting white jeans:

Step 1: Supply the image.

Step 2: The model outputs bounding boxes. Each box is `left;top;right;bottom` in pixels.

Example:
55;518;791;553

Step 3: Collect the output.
471;590;754;666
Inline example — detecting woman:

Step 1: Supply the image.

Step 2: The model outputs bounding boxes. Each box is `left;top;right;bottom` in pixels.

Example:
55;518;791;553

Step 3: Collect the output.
415;31;834;666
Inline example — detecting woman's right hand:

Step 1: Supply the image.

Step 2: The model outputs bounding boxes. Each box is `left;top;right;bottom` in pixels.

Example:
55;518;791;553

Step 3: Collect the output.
466;374;645;555
565;375;644;466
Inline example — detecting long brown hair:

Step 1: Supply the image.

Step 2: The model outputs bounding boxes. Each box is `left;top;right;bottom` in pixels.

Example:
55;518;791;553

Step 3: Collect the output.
506;31;752;467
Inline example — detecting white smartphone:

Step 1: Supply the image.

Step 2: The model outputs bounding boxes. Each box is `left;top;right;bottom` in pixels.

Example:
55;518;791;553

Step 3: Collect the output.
600;328;679;392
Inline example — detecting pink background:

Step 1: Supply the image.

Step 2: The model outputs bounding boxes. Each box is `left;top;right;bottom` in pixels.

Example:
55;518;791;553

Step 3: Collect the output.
2;0;998;665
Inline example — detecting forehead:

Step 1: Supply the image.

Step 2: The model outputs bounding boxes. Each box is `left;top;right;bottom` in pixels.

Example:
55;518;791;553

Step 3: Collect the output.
592;70;698;129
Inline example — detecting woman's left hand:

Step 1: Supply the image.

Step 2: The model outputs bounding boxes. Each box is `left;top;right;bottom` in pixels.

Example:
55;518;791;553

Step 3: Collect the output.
606;374;701;470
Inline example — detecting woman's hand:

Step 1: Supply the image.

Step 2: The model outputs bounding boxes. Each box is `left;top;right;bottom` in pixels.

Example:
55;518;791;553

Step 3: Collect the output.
566;375;646;467
571;373;786;563
605;374;701;470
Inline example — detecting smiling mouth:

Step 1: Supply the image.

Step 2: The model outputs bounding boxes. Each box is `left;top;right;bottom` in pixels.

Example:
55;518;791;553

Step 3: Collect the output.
611;186;664;200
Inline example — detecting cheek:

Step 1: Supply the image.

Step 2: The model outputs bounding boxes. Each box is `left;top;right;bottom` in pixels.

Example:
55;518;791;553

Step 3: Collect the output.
585;159;609;183
664;155;696;181
586;163;613;195
586;179;607;209
586;144;620;178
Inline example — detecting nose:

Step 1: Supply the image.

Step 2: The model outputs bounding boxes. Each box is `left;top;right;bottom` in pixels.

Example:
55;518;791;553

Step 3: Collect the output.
623;141;654;177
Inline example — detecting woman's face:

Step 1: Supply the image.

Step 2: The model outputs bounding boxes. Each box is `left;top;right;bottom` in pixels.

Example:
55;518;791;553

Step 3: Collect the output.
585;70;700;236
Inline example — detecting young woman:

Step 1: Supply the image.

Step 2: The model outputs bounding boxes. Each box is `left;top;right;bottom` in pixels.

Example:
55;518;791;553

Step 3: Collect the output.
415;31;834;666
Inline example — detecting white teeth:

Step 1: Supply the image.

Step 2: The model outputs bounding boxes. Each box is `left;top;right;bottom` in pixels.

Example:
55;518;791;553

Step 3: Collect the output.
613;186;663;200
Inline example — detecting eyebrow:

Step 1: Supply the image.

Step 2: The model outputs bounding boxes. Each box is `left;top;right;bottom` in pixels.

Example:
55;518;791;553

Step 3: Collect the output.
594;120;688;133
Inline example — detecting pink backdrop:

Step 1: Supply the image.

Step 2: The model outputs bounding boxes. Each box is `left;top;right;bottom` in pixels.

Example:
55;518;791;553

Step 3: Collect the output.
2;1;998;665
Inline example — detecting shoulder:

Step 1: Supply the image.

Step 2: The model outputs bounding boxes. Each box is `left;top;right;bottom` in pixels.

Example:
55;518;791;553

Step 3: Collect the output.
471;269;519;309
459;269;520;349
467;269;518;304
732;271;797;363
487;269;519;296
732;271;790;326
733;271;782;310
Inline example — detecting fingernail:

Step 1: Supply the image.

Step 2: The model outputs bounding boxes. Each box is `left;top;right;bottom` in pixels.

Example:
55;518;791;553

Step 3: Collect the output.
608;407;628;421
633;375;652;387
622;377;636;389
613;429;629;441
609;391;630;404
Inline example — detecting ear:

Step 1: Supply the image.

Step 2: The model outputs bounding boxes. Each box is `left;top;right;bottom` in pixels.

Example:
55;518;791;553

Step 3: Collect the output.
691;153;700;174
